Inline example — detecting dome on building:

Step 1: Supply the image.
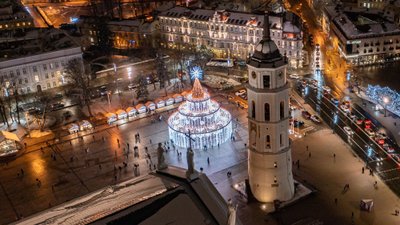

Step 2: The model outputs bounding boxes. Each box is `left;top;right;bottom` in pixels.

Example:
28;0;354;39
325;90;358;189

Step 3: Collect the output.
168;78;232;149
247;12;286;68
251;39;282;61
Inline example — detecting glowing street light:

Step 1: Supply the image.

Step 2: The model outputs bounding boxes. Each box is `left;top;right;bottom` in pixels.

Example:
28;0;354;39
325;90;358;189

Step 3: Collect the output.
383;96;389;117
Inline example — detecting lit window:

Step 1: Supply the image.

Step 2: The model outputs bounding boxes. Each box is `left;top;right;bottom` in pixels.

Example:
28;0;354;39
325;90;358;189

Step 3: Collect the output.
34;75;39;82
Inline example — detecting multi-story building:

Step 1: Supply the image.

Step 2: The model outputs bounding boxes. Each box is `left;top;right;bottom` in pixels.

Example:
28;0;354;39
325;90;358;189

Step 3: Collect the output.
0;1;34;31
356;0;389;9
76;16;158;51
323;5;400;65
0;28;82;94
158;7;304;68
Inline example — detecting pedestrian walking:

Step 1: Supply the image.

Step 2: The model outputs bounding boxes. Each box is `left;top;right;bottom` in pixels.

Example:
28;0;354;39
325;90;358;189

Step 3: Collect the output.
207;157;210;165
117;139;120;144
20;169;24;176
333;153;336;159
334;198;338;205
306;145;309;151
308;152;311;158
362;167;365;174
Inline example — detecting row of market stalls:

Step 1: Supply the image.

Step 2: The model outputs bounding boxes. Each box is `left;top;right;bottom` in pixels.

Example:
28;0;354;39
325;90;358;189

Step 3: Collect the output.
68;120;94;134
105;94;185;124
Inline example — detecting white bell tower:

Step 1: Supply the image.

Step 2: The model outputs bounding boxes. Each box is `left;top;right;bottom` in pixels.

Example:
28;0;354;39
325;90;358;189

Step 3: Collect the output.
246;12;294;203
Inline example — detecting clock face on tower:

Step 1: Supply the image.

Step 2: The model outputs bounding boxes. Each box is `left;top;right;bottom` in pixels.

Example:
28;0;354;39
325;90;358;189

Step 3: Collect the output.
251;71;256;79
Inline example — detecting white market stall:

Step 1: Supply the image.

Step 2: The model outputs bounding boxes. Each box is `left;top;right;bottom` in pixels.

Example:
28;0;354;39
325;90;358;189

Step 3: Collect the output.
173;94;183;103
155;98;165;109
116;109;128;119
68;123;80;134
106;112;117;124
135;104;147;114
126;107;137;117
145;101;156;111
165;96;175;106
79;120;93;131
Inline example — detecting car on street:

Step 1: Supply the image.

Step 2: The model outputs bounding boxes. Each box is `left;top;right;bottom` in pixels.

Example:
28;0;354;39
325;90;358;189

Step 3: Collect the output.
365;128;375;137
389;153;400;164
343;126;354;136
293;119;305;127
355;118;363;125
310;115;321;123
99;86;107;96
322;86;331;93
235;89;246;96
331;98;339;106
51;102;65;111
364;119;372;129
348;113;356;120
289;74;300;79
302;110;311;119
384;145;395;153
340;104;350;113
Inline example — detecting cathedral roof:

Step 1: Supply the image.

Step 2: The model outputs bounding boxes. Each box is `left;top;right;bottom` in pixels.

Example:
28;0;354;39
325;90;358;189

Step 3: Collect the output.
247;12;286;69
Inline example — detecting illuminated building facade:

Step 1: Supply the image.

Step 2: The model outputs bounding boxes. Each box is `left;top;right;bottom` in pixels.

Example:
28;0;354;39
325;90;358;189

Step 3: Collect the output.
0;29;82;94
246;13;294;202
158;7;304;68
324;5;400;65
168;78;232;149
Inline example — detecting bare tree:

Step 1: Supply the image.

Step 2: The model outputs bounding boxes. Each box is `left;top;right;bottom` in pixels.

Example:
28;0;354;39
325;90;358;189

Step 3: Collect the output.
135;74;149;101
64;59;93;117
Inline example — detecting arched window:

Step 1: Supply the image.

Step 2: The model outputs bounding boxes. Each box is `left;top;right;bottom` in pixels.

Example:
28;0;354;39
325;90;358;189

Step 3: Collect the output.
280;101;284;119
264;103;270;121
251;101;255;119
266;135;271;149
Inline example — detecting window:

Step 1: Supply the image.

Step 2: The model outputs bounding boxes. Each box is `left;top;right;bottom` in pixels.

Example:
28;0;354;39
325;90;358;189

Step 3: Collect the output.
251;101;256;119
50;63;54;69
51;72;55;78
45;73;49;79
53;81;56;87
10;71;14;77
22;68;27;74
34;75;39;82
43;64;47;70
24;78;28;83
55;62;59;68
18;79;22;84
280;134;283;147
264;103;270;121
32;66;37;72
266;135;271;149
280;101;285;119
47;83;51;88
263;75;270;88
16;69;20;76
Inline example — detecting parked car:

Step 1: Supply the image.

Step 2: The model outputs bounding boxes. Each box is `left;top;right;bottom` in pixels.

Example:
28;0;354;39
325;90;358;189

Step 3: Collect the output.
51;102;65;111
302;110;311;119
331;98;339;106
310;115;321;123
365;128;375;137
343;126;354;136
293;119;305;127
364;119;372;129
99;86;107;96
348;113;356;120
355;118;363;125
235;89;246;96
384;145;395;153
322;86;331;93
340;104;350;113
128;83;138;90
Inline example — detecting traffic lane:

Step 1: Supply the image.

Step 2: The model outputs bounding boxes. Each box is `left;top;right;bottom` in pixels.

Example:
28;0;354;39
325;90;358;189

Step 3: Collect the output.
305;87;400;175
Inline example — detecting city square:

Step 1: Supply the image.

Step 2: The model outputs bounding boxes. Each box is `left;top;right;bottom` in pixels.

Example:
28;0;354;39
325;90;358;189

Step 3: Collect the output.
2;0;400;224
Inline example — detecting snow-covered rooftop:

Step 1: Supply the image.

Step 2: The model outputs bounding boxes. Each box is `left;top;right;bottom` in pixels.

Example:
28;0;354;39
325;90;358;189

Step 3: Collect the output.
14;166;239;225
325;5;400;39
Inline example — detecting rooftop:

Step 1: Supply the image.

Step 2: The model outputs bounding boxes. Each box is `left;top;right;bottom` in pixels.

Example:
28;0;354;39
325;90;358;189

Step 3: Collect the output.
0;28;80;62
325;5;400;39
14;166;238;225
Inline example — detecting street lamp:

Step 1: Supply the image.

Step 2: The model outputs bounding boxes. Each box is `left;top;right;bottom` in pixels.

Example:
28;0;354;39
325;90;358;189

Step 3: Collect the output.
383;96;389;117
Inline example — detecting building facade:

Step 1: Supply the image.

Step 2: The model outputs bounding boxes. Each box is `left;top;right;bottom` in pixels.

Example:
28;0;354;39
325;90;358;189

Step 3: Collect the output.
324;6;400;65
246;14;294;203
0;47;82;94
0;29;83;94
158;7;304;68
